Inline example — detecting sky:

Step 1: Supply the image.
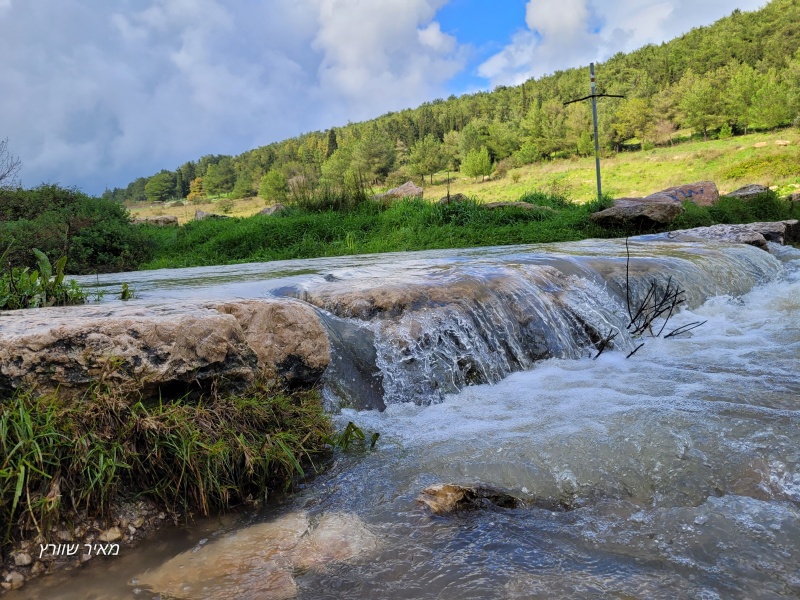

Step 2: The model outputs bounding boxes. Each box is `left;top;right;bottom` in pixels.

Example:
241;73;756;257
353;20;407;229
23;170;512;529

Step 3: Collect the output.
0;0;767;195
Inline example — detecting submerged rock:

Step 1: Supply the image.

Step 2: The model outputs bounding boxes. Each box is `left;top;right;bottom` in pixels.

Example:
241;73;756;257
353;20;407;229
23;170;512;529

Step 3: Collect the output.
418;483;520;514
138;511;379;599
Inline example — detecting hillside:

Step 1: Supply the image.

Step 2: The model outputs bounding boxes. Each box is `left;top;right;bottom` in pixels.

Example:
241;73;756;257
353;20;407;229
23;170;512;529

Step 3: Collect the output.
109;0;800;207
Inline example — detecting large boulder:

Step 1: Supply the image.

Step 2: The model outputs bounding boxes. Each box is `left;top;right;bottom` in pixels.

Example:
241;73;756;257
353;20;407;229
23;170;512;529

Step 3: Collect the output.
212;300;330;388
373;181;423;201
647;181;719;207
0;305;258;399
132;215;179;226
0;299;333;399
725;184;771;201
590;196;684;227
195;209;231;221
417;483;520;514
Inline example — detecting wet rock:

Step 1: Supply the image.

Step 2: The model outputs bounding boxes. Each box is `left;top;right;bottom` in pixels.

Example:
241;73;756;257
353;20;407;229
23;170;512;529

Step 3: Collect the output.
132;215;179;226
418;483;520;514
98;527;123;542
591;196;684;226
373;181;423;201
5;571;25;590
725;184;770;200
138;511;378;600
647;181;719;207
212;299;330;388
259;203;288;216
437;192;469;204
666;220;799;250
12;552;32;567
0;305;258;399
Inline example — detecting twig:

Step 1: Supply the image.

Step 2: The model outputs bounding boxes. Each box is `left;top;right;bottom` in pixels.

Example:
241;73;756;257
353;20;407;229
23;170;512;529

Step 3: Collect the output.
593;331;618;359
664;320;707;338
626;343;645;359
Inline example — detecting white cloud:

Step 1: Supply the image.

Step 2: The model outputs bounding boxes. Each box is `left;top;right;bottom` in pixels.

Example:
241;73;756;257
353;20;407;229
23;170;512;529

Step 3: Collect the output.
0;0;464;193
478;0;768;87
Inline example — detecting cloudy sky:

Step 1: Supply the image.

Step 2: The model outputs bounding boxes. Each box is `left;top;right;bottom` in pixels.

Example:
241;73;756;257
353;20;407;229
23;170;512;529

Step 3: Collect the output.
0;0;765;194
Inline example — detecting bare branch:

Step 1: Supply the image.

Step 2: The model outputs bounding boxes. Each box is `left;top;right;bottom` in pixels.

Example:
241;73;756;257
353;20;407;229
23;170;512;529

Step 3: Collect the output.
0;138;22;188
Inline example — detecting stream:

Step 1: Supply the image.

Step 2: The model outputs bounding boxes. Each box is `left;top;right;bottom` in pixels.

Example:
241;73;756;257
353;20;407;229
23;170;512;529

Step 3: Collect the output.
10;239;800;599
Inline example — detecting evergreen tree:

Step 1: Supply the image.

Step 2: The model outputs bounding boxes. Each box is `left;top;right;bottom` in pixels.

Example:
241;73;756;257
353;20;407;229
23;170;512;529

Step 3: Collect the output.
461;146;492;182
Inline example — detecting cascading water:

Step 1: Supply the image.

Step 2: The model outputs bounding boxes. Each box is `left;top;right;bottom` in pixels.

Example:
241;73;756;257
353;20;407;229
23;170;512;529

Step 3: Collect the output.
13;236;800;600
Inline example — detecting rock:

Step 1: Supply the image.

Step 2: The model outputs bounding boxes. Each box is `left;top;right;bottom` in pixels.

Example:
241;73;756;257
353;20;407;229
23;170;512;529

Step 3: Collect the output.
590;197;684;227
30;562;45;576
647;181;719;207
373;181;423;201
482;201;554;211
437;193;469;205
98;527;123;542
775;140;791;146
724;184;771;200
259;203;288;216
56;529;73;542
138;511;378;600
211;300;330;388
754;142;768;148
6;571;25;590
418;483;520;514
195;209;231;221
0;304;258;399
132;215;179;226
13;552;32;567
664;221;799;250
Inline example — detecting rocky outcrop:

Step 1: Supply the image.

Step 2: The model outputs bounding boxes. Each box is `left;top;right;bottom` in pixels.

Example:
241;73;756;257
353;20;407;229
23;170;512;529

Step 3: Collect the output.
590;196;684;226
138;511;379;600
373;181;423;201
647;181;719;207
665;220;799;250
259;203;288;216
132;215;179;226
0;299;331;399
725;184;770;200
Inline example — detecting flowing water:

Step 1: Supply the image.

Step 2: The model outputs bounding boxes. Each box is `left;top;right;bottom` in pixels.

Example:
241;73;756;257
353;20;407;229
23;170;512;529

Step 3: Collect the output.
13;239;800;599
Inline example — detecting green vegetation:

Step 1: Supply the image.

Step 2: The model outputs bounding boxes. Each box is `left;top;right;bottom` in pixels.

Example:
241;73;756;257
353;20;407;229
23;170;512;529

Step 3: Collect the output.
0;248;89;310
0;184;153;274
0;381;335;549
140;189;794;270
104;0;800;207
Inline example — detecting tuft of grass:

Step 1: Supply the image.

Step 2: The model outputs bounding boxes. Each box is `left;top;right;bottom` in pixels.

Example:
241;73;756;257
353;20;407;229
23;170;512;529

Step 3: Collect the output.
0;381;333;550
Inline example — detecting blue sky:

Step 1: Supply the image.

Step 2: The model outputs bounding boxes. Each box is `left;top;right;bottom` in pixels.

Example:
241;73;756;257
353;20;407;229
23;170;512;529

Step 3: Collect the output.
0;0;766;194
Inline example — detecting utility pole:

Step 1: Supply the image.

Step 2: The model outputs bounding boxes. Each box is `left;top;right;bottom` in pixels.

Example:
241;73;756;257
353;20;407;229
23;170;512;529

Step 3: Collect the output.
564;63;624;202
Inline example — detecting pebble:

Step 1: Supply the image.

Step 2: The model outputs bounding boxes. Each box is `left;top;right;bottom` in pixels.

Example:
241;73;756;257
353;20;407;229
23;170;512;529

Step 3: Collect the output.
13;552;32;567
6;571;25;589
98;527;123;542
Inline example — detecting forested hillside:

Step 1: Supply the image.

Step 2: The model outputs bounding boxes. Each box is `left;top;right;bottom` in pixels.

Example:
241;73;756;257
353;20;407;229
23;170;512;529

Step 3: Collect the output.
105;0;800;205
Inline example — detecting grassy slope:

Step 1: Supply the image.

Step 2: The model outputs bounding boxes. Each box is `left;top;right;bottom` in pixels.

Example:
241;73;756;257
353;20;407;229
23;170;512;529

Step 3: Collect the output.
128;129;800;226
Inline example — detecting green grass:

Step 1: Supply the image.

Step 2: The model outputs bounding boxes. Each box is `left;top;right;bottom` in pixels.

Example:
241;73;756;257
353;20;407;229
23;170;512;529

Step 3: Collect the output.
0;381;334;550
142;196;624;269
141;189;795;270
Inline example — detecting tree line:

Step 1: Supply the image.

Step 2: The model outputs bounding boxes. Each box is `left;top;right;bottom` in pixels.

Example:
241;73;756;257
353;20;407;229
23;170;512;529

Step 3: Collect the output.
104;0;800;205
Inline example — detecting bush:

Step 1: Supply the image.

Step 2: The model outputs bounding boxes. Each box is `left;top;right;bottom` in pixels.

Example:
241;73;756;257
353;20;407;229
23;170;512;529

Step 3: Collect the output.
0;185;153;274
0;249;89;310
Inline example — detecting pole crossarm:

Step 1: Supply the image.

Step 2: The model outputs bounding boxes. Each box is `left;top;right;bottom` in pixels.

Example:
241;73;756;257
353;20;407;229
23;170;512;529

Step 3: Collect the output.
563;93;625;106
